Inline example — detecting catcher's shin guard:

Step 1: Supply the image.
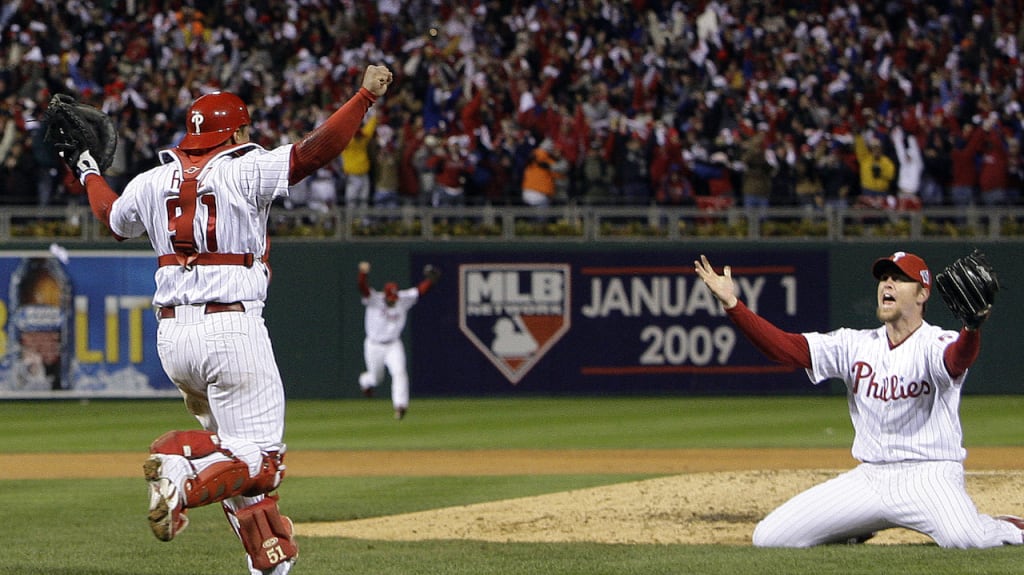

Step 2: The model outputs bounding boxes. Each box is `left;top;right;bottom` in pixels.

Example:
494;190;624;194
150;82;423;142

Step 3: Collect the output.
150;430;223;459
234;497;298;571
183;451;286;508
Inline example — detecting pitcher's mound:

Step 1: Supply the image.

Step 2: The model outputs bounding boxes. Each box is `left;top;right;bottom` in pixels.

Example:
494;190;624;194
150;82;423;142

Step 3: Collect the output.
299;469;1024;545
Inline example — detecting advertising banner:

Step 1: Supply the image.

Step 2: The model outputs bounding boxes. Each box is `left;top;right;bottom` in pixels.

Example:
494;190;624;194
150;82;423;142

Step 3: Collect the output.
411;250;831;396
0;248;174;397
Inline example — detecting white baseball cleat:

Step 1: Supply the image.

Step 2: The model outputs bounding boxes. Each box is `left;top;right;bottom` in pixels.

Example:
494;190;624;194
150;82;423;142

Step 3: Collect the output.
143;455;189;541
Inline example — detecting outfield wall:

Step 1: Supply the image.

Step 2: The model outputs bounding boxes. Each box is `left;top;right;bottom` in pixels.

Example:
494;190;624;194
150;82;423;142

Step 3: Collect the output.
261;240;1022;398
1;241;1019;398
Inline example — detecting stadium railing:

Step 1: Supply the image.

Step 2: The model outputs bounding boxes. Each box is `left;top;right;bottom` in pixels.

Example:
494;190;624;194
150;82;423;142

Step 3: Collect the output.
2;204;1023;243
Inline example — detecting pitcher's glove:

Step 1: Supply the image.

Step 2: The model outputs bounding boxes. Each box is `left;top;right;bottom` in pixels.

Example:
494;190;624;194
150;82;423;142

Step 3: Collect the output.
934;249;1000;330
42;94;117;183
423;264;441;283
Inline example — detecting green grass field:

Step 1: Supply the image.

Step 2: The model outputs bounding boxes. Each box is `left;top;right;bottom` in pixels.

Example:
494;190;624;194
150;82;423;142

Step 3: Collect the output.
1;395;1022;575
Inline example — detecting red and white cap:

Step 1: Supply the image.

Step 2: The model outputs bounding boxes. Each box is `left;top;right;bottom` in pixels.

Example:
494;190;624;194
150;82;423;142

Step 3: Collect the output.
383;282;399;304
872;252;931;288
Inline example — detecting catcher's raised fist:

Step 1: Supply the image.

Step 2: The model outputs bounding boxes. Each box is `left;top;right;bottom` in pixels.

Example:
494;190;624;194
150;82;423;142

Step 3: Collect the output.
362;65;393;98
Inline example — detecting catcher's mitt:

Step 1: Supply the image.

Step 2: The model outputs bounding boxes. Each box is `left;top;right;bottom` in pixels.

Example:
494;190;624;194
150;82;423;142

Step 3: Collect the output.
934;249;1000;329
423;264;441;283
42;94;117;176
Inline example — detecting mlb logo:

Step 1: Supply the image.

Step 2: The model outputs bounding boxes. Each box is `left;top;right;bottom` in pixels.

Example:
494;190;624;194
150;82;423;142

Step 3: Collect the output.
459;263;571;384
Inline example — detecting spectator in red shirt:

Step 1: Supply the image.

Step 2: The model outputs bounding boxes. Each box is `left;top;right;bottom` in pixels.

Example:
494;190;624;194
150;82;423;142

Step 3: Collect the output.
976;115;1011;206
948;123;984;207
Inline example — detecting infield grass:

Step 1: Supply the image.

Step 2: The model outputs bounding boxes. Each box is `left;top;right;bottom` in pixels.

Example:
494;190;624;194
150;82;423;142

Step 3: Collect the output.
0;396;1022;574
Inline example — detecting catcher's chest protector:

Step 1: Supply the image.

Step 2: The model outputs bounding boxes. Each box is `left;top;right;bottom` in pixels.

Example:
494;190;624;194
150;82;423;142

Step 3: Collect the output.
168;149;212;268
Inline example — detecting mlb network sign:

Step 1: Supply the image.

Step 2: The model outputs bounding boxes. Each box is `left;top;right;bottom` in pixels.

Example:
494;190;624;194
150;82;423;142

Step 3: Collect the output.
459;264;571;383
410;251;829;396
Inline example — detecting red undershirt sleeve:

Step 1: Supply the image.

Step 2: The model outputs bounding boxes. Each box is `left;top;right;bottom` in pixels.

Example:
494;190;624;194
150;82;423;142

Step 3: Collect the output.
289;87;377;185
83;174;126;241
725;300;812;369
943;328;980;379
357;271;371;298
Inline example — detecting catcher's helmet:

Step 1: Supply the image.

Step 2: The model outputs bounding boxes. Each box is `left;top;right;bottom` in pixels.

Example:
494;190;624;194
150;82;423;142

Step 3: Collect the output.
179;91;251;151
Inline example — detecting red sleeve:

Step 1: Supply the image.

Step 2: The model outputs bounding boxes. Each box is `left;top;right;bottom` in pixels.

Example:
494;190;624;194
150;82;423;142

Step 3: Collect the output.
943;328;980;379
357;271;370;297
417;278;434;296
84;174;126;241
726;300;812;368
460;90;483;132
963;126;985;156
289;87;376;185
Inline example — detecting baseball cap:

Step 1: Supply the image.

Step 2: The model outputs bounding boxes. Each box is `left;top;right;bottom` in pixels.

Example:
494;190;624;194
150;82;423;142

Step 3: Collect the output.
383;282;399;303
872;252;931;288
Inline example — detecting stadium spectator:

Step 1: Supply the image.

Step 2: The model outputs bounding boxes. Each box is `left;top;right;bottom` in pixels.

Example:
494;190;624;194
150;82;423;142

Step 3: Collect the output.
342;112;379;208
372;124;401;208
616;134;652;204
738;131;772;210
1007;138;1024;204
3;0;1022;220
919;114;953;207
520;139;561;207
655;164;695;207
976;114;1012;207
767;139;798;207
949;123;984;208
815;141;857;211
413;134;443;207
581;138;614;204
853;131;897;209
793;154;823;209
430;136;472;207
891;126;924;211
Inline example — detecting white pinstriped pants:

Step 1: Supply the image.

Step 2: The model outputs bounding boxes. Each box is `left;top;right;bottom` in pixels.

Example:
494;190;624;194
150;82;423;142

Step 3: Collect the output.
156;304;286;461
157;304;293;574
753;461;1023;548
359;338;409;410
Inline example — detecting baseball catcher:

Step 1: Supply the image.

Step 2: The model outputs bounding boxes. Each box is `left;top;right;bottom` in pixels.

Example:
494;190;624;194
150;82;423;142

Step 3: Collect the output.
934;249;1000;330
42;93;118;181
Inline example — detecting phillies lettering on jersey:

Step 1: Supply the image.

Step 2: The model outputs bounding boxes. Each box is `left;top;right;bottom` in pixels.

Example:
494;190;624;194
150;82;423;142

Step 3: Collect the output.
850;361;933;400
804;322;966;463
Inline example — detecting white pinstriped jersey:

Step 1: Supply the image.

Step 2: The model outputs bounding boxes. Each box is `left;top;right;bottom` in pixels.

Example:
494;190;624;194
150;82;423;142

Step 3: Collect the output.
803;322;966;464
109;143;292;307
362;288;419;343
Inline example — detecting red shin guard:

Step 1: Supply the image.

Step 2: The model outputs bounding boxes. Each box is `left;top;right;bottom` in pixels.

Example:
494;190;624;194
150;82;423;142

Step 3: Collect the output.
235;497;298;570
183;452;287;507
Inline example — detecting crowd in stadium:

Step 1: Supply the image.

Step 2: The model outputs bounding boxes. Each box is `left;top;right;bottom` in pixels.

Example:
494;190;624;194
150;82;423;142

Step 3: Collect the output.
1;0;1022;213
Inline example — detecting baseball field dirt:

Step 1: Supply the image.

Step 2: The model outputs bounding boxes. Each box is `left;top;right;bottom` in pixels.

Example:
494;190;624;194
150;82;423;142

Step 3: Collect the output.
8;448;1024;546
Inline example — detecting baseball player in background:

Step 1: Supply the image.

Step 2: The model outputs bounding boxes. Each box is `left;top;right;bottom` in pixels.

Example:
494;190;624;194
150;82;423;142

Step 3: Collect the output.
67;65;393;574
694;251;1024;548
357;261;439;419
